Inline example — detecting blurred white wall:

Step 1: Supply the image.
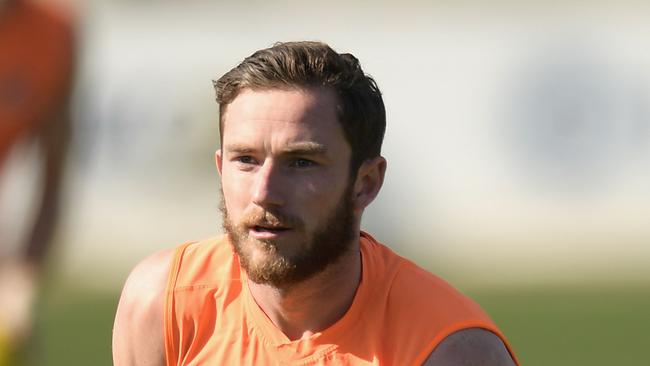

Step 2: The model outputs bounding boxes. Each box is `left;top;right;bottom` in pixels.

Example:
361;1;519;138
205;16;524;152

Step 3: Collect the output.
53;1;650;288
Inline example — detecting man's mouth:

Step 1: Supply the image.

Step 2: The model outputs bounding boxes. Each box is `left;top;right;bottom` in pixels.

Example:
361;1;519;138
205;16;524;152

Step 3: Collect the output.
252;225;290;233
248;223;292;239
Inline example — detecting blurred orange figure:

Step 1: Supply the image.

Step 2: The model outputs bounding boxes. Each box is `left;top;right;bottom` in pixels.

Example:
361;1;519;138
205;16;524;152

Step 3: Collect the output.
0;0;76;363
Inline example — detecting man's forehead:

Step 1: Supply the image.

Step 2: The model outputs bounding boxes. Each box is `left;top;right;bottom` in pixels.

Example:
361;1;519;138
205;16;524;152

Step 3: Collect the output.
220;87;351;158
223;87;339;125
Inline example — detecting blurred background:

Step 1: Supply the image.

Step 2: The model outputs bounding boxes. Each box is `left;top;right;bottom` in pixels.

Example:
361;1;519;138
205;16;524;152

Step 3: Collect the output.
1;0;649;365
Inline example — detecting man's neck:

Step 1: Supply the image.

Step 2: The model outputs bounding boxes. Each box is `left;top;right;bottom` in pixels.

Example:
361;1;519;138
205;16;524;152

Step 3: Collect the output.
246;243;362;341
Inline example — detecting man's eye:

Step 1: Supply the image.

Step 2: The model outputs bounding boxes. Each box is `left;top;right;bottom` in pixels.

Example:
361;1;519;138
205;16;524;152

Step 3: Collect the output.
291;159;315;168
237;156;256;164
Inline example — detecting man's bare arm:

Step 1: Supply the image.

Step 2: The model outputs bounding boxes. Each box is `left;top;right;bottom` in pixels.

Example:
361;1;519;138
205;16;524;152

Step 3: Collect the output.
423;328;517;366
112;248;174;366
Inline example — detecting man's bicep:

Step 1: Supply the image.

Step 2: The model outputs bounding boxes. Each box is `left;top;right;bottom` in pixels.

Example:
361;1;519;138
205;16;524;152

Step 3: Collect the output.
422;328;517;366
112;248;174;366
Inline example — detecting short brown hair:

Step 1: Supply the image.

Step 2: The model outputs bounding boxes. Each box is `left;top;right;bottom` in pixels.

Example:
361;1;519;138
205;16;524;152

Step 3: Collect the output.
213;41;386;174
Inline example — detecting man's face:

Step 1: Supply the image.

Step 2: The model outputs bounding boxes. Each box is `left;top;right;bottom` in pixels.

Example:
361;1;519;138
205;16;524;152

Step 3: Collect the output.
216;87;357;287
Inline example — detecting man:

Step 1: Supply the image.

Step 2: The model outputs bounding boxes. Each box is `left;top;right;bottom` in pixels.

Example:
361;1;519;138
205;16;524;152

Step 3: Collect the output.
113;41;518;365
0;0;75;364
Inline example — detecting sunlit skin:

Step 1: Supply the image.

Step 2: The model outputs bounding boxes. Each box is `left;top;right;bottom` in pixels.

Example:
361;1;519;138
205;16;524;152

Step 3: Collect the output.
215;87;383;340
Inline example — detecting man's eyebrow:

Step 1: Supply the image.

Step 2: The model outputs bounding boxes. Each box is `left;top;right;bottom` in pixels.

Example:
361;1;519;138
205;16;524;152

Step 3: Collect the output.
224;144;254;154
223;142;328;155
282;142;327;155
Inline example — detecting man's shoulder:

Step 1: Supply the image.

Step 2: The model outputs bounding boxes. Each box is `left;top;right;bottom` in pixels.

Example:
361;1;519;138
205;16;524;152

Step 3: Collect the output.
391;258;464;303
113;235;226;333
118;247;176;309
112;236;228;365
361;236;518;365
112;247;175;366
362;233;468;306
362;233;493;326
422;328;518;366
172;235;239;287
388;258;486;319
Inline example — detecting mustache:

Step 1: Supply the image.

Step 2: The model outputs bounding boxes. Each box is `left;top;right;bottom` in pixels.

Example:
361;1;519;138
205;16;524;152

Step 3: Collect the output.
218;192;302;229
242;209;302;229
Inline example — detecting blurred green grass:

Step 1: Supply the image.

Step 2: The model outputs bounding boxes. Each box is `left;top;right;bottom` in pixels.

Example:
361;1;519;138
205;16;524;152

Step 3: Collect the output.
25;286;119;366
21;283;650;365
470;285;650;366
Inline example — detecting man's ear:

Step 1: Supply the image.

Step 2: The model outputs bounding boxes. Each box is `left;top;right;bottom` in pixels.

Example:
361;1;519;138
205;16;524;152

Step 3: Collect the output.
353;156;387;212
215;149;223;176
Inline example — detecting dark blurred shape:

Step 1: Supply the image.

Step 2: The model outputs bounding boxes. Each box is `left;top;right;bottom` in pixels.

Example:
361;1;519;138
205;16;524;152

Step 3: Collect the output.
0;0;76;364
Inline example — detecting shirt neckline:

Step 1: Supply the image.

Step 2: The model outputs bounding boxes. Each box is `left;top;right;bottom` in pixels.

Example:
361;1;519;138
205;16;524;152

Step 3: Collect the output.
241;233;374;351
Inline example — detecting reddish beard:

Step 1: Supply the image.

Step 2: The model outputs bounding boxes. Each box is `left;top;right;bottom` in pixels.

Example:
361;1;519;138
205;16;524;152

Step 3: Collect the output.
220;185;356;288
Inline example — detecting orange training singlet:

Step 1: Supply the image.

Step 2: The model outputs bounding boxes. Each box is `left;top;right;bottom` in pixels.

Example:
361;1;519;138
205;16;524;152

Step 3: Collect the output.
0;0;75;161
164;232;518;365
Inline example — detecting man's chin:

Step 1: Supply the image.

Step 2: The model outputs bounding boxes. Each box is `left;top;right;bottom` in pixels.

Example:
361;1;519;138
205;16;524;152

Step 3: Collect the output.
239;247;296;286
246;242;279;264
235;237;280;262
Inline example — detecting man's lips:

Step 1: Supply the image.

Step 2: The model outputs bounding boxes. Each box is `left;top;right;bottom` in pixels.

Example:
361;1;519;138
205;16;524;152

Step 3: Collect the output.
248;224;292;238
252;225;290;233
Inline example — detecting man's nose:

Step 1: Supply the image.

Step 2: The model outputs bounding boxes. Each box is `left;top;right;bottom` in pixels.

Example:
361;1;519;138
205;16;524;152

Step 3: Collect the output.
251;160;285;207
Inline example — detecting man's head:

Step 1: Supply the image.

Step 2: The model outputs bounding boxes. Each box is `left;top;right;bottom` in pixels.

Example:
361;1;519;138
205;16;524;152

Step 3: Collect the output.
214;41;385;175
213;42;386;287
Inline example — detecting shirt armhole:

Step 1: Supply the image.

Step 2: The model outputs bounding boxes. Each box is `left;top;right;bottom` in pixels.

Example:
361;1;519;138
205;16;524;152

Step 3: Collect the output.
163;242;194;366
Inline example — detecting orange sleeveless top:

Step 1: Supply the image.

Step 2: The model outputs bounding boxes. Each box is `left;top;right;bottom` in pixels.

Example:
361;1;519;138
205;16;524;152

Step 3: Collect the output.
0;0;75;160
165;232;518;365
